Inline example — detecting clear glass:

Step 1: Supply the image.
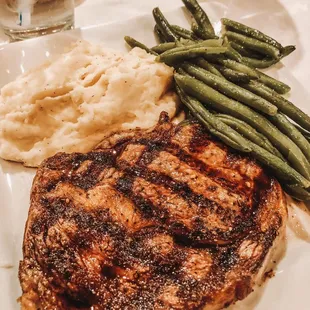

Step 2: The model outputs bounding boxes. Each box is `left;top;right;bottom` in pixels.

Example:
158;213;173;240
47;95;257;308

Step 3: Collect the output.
0;0;74;41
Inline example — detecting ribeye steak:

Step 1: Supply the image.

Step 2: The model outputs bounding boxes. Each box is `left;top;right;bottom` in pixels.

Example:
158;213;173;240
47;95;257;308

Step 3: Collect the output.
19;112;287;310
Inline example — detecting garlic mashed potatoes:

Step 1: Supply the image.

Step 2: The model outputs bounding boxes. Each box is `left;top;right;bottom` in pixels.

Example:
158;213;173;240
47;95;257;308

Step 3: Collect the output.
0;41;177;167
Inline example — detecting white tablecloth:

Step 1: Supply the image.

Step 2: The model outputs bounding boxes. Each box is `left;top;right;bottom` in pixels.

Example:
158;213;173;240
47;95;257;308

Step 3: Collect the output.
0;0;309;84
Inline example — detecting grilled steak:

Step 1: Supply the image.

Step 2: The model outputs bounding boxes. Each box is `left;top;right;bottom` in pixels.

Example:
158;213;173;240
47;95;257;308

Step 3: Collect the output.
19;112;287;310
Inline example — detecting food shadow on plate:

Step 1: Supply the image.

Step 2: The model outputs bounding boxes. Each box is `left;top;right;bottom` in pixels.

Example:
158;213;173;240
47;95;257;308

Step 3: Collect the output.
287;195;310;242
0;159;36;175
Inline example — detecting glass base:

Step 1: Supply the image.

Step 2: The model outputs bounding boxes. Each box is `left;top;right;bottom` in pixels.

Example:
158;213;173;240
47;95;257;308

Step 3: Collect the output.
3;16;74;41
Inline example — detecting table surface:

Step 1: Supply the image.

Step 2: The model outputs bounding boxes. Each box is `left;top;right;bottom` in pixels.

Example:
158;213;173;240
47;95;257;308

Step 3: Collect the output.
0;0;309;86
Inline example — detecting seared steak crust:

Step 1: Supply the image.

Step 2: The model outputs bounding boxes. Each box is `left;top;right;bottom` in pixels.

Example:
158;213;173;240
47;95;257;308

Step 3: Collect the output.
19;112;287;310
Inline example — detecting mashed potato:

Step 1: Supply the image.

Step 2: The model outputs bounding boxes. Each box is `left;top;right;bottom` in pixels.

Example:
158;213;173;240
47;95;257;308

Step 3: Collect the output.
0;41;177;167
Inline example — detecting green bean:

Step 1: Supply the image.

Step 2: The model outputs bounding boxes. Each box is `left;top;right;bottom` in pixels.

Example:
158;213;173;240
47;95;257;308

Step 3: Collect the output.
198;39;223;47
220;59;290;94
182;0;215;36
151;39;204;54
257;70;290;94
158;47;227;65
174;73;310;179
222;37;243;62
157;39;223;55
194;58;224;77
177;67;191;76
225;31;281;59
282;45;296;58
294;125;310;142
124;36;158;55
154;25;167;43
229;41;263;58
151;42;178;54
191;22;215;40
225;46;243;62
283;184;310;201
182;63;277;115
242;56;280;69
243;80;310;131
209;130;251;152
247;141;310;189
185;39;223;48
216;66;251;83
175;84;252;152
221;18;283;50
171;25;199;40
159;42;225;56
179;38;196;45
268;113;310;162
201;54;227;63
152;7;178;42
219;59;260;79
217;114;285;160
242;45;296;68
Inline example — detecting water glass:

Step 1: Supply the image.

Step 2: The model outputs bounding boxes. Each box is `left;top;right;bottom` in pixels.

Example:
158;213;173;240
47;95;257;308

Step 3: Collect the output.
0;0;75;41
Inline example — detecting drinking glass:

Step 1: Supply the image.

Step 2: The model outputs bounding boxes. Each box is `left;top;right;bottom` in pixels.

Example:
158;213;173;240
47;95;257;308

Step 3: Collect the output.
0;0;74;41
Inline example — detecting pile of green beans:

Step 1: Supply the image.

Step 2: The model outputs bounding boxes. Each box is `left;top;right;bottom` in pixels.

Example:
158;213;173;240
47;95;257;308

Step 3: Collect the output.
181;62;278;115
222;18;296;69
175;73;310;193
123;0;310;201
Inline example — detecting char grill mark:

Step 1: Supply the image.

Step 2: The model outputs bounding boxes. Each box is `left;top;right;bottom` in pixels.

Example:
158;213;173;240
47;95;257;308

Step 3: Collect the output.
42;121;262;244
19;113;287;310
114;162;254;244
172;124;261;195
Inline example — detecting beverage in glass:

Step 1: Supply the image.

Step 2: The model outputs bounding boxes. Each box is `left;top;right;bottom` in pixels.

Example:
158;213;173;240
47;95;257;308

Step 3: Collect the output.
0;0;74;41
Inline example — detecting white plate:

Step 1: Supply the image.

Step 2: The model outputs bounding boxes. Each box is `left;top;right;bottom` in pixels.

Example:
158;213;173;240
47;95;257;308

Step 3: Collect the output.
1;2;310;309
